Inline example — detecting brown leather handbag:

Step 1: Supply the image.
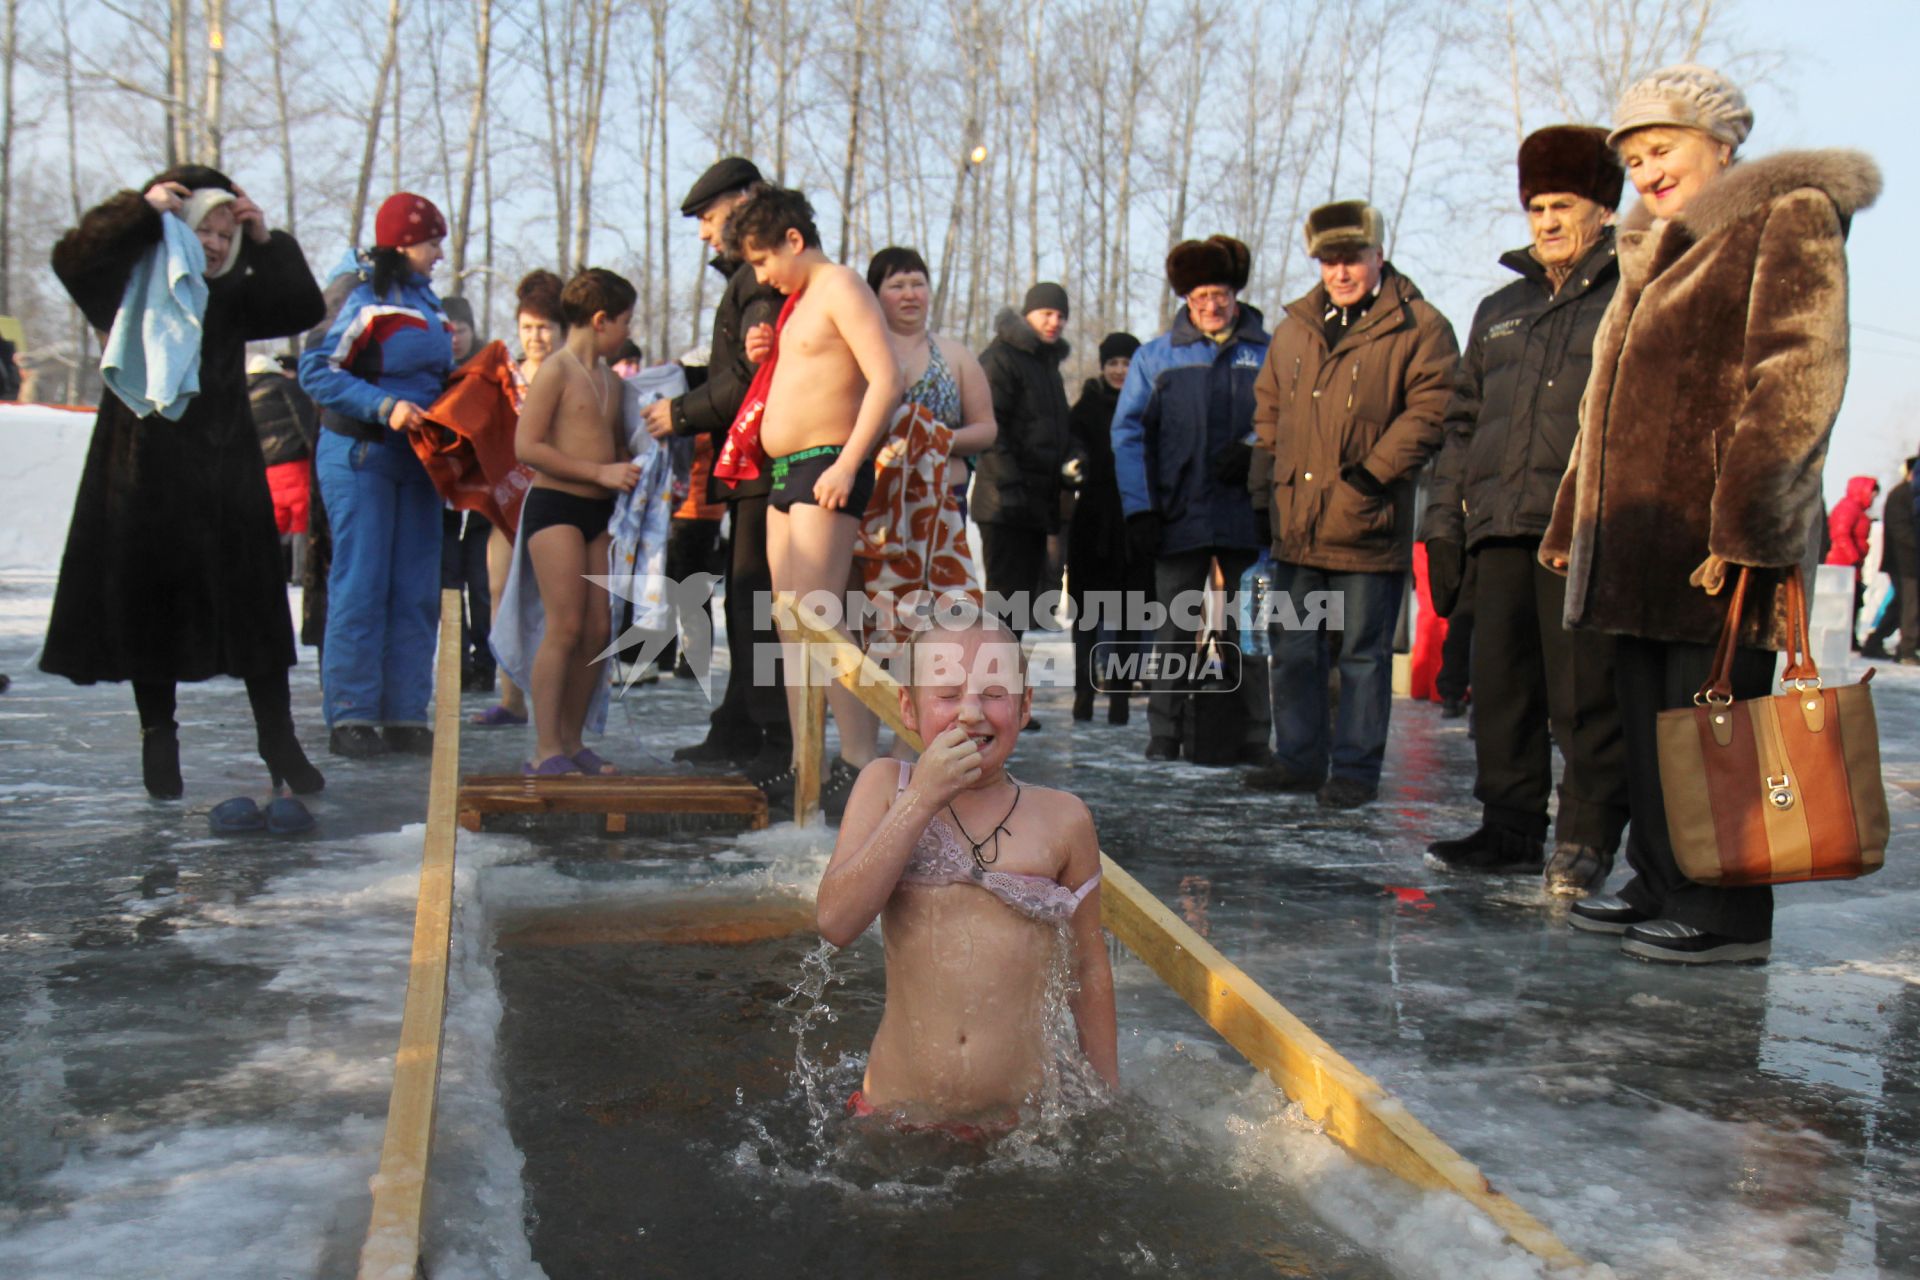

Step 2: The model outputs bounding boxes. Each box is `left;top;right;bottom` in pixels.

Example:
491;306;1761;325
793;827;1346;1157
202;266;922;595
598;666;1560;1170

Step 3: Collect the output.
1657;567;1889;887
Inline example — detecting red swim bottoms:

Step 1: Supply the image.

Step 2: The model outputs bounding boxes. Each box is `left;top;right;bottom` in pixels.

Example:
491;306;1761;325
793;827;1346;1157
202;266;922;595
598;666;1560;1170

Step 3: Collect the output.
845;1090;1005;1144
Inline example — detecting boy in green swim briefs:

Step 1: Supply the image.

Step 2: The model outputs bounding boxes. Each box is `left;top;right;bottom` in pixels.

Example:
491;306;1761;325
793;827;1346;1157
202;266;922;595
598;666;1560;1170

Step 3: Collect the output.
728;185;904;799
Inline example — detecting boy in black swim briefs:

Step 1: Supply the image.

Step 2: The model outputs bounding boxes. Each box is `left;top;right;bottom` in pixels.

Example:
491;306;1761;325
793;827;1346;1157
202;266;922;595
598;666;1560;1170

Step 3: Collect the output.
512;268;640;777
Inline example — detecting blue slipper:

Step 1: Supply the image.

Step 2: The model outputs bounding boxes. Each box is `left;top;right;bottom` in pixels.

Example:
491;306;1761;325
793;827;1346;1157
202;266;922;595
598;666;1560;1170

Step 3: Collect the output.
209;796;266;835
266;796;314;835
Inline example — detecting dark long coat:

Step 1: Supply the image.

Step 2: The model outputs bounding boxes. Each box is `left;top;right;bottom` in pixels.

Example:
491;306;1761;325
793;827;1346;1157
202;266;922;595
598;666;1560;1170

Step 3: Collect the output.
1540;149;1881;651
40;173;326;685
1066;376;1131;594
973;309;1072;531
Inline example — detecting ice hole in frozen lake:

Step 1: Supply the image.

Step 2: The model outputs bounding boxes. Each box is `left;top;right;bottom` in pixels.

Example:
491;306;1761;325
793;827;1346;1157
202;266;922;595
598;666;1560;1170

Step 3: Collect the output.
465;826;1574;1280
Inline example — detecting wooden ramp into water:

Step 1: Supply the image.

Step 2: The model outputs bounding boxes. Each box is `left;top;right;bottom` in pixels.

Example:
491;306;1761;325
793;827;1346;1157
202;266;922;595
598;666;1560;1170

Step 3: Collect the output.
357;591;1585;1276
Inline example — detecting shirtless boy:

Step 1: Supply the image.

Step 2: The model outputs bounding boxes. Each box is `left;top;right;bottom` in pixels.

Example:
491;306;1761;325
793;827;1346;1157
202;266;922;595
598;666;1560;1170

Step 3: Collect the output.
815;614;1118;1128
726;185;905;798
512;267;640;776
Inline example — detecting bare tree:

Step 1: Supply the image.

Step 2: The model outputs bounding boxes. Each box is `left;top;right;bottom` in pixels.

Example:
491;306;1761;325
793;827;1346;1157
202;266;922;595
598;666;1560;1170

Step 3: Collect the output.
449;0;492;296
347;0;403;249
199;0;225;166
1;0;16;313
264;0;300;235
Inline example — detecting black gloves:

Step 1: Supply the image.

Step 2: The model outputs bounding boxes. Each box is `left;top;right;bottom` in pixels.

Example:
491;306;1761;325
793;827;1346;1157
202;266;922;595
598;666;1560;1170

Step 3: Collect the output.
1127;511;1164;563
1212;439;1254;487
1340;462;1388;499
1426;538;1465;619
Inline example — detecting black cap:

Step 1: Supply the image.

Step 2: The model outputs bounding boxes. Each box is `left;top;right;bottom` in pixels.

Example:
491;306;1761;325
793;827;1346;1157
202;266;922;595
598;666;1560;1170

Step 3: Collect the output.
681;157;763;217
441;295;476;328
1098;332;1140;364
1022;281;1069;319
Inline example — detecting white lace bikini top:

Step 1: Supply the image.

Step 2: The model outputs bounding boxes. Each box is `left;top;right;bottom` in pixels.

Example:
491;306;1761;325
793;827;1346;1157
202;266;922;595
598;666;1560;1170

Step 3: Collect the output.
892;761;1100;924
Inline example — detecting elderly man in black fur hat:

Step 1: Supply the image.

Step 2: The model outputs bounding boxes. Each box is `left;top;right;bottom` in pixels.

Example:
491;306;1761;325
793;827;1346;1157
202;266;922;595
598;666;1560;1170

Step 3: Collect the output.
1111;236;1273;763
1419;125;1630;893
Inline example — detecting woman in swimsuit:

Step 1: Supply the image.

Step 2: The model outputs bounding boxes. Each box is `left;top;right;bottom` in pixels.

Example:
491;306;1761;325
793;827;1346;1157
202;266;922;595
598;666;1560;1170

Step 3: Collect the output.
836;248;1000;764
816;615;1117;1128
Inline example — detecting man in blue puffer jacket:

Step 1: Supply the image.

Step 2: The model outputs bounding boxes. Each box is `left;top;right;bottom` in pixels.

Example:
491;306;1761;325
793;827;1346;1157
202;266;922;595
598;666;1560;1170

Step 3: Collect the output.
298;193;455;759
1112;236;1272;763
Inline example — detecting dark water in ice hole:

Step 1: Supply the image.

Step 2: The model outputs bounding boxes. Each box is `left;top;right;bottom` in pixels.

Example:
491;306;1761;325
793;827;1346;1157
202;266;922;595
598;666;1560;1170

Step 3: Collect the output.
491;896;1394;1280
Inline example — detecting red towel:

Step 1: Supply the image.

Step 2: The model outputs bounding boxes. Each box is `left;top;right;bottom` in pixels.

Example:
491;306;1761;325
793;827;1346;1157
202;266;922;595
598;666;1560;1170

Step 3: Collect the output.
713;289;805;487
1408;542;1450;702
412;340;536;538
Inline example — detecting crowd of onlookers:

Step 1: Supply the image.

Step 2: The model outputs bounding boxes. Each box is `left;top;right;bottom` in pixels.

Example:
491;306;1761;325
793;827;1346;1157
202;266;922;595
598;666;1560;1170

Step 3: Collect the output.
32;59;1888;966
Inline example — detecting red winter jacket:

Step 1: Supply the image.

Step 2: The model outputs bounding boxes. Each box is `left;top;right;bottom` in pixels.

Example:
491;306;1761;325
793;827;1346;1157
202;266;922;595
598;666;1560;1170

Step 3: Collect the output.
1825;474;1878;566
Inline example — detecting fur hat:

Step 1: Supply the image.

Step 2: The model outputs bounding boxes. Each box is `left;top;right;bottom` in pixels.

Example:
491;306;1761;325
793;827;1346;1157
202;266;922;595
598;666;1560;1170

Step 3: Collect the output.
1608;64;1752;150
1304;201;1385;259
374;192;448;250
1518;125;1625;210
1022;281;1069;318
1165;236;1251;295
181;187;241;278
1098;332;1140;364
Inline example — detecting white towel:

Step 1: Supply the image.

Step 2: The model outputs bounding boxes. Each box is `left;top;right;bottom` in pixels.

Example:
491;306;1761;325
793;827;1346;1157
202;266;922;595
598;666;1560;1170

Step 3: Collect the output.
100;216;210;421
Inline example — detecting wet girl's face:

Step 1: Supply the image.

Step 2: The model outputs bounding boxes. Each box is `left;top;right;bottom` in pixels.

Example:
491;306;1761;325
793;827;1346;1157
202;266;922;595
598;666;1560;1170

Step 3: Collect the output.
195;204;236;275
518;311;561;367
906;629;1031;774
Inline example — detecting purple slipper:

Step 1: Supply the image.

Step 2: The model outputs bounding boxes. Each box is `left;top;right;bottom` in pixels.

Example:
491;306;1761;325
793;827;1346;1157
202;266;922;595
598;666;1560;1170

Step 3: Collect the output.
472;704;528;727
572;748;618;775
522;754;583;776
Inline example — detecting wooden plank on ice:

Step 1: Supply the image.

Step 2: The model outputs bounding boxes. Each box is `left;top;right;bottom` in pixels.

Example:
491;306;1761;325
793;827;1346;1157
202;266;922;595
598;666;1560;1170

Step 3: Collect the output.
358;590;464;1280
456;773;769;833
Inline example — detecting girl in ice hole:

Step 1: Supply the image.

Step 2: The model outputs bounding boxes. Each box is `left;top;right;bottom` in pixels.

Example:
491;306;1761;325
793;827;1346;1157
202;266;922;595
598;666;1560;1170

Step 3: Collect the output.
816;614;1118;1132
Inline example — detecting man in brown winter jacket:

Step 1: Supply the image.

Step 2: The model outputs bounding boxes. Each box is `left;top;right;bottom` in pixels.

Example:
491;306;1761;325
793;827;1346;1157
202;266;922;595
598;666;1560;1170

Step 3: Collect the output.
1244;201;1457;808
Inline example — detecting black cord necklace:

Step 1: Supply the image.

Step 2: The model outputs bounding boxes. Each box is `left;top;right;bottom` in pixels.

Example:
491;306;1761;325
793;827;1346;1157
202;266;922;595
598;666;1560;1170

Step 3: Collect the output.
947;779;1021;873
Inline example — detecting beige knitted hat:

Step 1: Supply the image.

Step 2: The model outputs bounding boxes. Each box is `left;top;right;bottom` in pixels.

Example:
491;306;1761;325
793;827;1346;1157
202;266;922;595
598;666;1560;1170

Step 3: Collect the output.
180;187;242;278
1608;64;1753;150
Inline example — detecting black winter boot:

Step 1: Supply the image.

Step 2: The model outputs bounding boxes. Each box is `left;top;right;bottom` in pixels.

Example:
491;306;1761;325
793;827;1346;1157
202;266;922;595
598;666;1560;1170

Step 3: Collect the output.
1424;824;1544;874
142;726;183;800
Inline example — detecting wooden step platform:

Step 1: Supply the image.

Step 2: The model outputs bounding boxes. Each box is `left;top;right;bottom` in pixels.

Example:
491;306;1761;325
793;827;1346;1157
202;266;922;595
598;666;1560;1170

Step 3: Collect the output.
456;773;769;835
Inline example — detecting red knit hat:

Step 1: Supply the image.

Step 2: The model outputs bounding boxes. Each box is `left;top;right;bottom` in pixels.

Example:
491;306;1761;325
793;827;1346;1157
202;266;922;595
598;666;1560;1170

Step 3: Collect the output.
374;192;448;249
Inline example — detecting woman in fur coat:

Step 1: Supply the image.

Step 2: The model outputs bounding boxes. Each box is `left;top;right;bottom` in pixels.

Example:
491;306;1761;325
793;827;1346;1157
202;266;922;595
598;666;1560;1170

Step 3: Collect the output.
1540;65;1881;963
43;165;328;800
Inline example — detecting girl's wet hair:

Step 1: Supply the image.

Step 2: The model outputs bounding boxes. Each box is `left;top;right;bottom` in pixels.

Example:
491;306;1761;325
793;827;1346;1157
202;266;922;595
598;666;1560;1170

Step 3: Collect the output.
906;608;1029;687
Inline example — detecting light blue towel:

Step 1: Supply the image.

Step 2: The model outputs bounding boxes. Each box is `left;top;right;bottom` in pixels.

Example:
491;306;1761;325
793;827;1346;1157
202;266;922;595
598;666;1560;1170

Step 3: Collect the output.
489;366;681;737
101;216;210;421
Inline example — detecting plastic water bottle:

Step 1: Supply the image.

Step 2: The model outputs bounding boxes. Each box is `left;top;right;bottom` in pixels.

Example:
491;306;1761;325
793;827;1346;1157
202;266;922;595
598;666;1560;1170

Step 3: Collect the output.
1239;555;1272;656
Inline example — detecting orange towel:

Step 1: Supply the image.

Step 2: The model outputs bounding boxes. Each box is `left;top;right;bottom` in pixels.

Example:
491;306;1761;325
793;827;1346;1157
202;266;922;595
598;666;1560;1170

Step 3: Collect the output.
412;340;536;538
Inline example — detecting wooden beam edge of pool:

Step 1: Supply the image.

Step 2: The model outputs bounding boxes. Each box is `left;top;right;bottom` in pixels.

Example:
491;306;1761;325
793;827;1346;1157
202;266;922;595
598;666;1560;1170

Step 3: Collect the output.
1097;857;1585;1269
357;590;465;1280
774;597;1585;1269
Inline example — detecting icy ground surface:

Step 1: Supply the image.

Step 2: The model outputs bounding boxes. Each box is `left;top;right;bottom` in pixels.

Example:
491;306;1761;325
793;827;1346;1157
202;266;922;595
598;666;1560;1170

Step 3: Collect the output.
0;559;1916;1277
